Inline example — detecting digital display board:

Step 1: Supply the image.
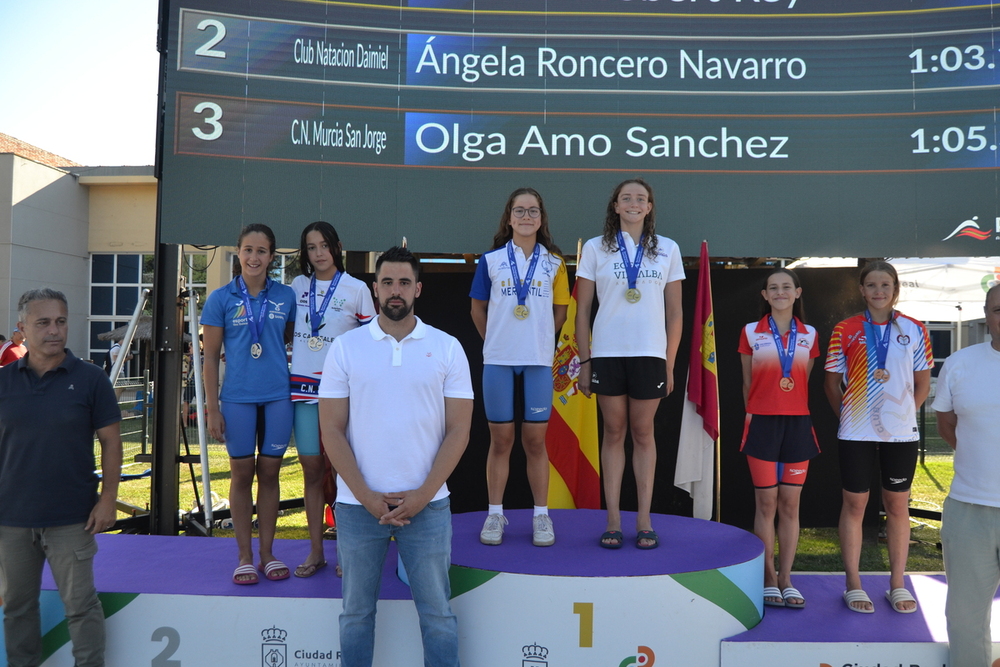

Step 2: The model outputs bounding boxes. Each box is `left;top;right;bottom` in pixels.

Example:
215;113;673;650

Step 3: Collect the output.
159;0;1000;256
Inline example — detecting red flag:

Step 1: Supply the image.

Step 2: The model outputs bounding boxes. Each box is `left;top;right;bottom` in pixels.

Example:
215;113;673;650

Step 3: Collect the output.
688;241;719;441
674;241;719;519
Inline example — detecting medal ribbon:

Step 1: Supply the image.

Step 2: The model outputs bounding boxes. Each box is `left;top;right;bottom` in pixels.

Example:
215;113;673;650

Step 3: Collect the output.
309;271;342;338
237;276;270;352
507;241;541;309
616;231;645;290
768;316;798;381
863;309;893;371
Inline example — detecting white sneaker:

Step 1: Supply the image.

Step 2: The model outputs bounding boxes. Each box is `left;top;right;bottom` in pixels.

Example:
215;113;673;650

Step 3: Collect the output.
532;514;555;547
480;513;508;545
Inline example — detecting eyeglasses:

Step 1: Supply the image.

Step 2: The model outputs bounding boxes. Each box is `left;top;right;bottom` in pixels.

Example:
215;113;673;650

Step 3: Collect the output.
511;207;541;219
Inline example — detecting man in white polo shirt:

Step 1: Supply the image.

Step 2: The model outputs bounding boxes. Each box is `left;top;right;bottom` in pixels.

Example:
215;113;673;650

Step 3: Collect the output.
934;284;1000;667
319;246;474;667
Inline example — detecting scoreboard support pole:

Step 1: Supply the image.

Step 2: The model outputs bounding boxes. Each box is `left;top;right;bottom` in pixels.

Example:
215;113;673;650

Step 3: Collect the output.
150;243;185;536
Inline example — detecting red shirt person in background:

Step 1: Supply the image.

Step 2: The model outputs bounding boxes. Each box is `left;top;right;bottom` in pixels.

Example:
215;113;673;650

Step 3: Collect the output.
0;331;26;367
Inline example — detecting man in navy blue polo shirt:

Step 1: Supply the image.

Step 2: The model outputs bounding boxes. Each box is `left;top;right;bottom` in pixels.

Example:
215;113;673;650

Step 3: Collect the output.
0;288;122;667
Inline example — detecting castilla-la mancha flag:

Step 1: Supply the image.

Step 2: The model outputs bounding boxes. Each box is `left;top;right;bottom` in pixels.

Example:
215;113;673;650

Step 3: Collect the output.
546;283;601;509
674;241;720;520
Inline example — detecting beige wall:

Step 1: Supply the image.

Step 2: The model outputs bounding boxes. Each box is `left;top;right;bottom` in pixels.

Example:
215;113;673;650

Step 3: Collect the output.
88;183;157;253
0;155;90;352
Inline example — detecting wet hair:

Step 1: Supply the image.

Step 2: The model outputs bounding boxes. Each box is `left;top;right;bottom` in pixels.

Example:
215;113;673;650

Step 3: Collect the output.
234;224;277;276
601;178;659;259
859;260;900;310
759;268;807;321
298;221;346;277
376;246;421;281
490;187;562;257
17;288;68;322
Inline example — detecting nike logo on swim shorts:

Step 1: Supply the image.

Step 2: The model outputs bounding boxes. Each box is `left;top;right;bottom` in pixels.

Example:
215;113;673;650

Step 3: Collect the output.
657;382;664;388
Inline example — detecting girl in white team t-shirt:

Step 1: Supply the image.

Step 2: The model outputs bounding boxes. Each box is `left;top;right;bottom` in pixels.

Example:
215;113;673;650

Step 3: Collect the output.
470;188;570;548
576;178;685;550
290;221;375;578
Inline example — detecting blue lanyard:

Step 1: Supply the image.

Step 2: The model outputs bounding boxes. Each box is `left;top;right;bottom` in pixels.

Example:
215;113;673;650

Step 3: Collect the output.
616;231;644;289
309;272;342;338
236;276;270;349
768;316;798;379
863;310;894;370
507;241;541;307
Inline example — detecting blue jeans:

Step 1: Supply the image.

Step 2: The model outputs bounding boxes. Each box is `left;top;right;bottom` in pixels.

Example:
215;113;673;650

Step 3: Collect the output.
336;498;458;667
0;524;105;667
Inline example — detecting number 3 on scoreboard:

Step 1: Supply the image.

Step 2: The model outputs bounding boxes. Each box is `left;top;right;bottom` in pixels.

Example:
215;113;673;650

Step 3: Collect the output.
573;602;593;648
192;102;223;141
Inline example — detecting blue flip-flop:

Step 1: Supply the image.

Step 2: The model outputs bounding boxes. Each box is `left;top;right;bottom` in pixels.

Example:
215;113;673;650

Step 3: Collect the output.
636;530;659;550
599;530;624;549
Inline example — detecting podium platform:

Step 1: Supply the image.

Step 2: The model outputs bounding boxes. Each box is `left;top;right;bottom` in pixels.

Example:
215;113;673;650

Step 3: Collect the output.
0;509;764;667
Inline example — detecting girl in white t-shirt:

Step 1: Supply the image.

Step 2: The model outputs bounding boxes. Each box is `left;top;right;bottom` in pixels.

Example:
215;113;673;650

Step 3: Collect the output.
290;221;375;578
470;188;570;547
576;178;685;550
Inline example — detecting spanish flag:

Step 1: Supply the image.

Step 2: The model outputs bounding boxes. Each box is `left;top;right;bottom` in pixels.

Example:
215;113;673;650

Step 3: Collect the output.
546;282;601;509
674;241;720;520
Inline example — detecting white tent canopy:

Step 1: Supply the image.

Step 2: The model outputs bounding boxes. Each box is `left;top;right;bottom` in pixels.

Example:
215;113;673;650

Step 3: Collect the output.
789;257;1000;323
891;257;1000;322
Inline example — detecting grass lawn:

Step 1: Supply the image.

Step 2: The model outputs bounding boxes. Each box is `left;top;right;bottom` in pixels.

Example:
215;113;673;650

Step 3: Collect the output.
111;416;954;573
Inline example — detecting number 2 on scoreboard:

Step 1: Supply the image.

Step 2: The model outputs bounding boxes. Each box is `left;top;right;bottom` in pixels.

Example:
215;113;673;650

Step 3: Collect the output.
573;602;593;648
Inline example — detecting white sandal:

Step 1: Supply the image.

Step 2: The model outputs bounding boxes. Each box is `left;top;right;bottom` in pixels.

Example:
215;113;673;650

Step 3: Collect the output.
843;589;874;613
885;588;918;614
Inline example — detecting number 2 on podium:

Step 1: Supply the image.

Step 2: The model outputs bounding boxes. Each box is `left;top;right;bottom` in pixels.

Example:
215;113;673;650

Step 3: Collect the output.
573;602;593;647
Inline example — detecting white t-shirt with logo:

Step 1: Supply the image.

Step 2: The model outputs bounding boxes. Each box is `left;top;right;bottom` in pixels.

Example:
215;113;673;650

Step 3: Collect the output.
576;234;685;359
469;243;570;366
932;342;1000;508
290;273;375;403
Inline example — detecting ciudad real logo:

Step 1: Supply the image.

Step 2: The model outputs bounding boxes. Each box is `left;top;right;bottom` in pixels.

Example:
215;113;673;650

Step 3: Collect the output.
618;645;655;667
942;215;1000;241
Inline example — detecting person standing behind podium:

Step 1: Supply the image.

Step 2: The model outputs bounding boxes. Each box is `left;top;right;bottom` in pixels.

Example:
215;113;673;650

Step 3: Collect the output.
575;178;685;550
290;221;375;577
202;223;297;585
824;260;932;614
933;284;1000;667
739;269;820;609
470;188;570;547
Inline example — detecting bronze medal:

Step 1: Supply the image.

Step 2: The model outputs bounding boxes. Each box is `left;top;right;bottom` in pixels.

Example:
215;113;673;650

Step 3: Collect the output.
514;304;530;320
250;342;263;359
779;377;795;392
625;288;641;304
873;368;890;383
308;336;325;352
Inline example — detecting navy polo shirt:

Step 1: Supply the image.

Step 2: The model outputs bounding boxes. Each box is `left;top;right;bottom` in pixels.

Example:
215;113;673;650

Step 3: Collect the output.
0;350;121;527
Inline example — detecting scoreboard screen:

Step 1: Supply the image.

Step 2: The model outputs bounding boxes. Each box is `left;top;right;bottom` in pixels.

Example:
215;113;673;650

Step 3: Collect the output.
159;0;1000;256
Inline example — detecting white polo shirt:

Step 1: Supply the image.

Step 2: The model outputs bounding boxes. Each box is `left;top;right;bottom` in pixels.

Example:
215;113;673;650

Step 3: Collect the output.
469;242;570;366
576;234;685;359
318;316;474;505
932;342;1000;508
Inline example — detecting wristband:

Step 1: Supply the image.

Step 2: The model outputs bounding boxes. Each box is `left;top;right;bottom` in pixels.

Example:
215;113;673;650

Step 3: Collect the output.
578;358;591;364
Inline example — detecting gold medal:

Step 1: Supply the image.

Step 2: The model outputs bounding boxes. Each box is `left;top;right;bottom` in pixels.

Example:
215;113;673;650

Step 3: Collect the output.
250;342;263;359
308;336;324;352
625;288;642;304
779;377;795;392
873;368;890;383
514;304;530;320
